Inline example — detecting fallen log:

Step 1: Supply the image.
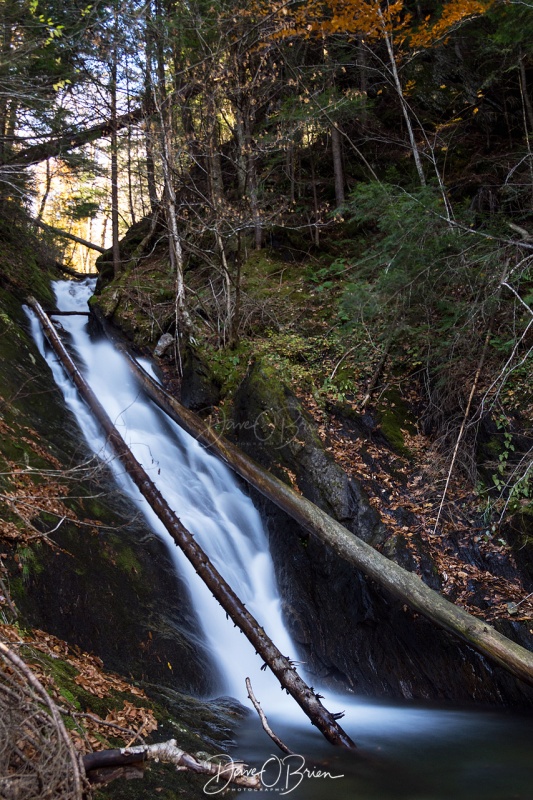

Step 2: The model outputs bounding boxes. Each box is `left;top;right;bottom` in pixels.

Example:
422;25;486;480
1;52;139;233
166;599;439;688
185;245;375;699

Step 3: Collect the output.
55;261;99;279
92;315;533;690
27;297;356;751
51;311;90;316
2;107;146;169
82;740;262;791
34;218;107;253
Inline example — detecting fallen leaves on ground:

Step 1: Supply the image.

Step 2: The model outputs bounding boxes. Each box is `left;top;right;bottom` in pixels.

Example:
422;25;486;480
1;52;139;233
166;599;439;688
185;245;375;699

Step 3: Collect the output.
0;624;157;753
296;378;533;624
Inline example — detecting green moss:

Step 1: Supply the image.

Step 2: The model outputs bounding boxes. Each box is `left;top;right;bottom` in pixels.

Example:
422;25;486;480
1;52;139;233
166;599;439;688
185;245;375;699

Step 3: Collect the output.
483;435;505;458
34;650;142;720
232;356;322;474
17;543;45;581
377;388;416;457
198;341;251;399
114;545;142;575
8;576;24;601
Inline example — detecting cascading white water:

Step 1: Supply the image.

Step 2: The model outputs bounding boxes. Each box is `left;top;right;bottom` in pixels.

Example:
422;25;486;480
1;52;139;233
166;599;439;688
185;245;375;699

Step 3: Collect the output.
25;279;533;798
27;278;299;713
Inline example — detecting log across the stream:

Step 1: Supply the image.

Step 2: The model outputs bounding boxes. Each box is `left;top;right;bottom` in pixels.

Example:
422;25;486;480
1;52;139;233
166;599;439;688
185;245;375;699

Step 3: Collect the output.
91;312;533;691
27;297;357;751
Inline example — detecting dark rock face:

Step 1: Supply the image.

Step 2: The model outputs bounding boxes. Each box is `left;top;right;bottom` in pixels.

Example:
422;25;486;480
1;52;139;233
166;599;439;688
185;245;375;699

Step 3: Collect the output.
232;359;386;547
94;215;156;292
180;346;221;415
232;359;533;707
254;492;533;705
17;504;220;696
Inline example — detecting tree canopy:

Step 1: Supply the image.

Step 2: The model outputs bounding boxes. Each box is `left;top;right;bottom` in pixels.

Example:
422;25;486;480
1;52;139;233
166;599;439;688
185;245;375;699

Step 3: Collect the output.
1;0;533;520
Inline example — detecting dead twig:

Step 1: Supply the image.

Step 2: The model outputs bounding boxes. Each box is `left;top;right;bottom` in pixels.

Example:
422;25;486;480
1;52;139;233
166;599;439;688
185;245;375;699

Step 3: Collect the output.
0;641;84;800
246;677;295;755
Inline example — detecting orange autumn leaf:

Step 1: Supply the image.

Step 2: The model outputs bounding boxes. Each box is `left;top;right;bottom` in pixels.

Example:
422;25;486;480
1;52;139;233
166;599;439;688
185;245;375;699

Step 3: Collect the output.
255;0;494;49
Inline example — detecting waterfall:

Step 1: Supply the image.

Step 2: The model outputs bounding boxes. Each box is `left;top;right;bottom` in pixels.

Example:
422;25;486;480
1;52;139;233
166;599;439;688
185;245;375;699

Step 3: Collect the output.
27;278;301;715
25;279;533;800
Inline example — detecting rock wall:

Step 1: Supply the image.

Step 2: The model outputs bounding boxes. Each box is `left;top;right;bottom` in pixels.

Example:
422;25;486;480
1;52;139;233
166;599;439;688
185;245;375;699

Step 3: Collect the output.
231;358;533;706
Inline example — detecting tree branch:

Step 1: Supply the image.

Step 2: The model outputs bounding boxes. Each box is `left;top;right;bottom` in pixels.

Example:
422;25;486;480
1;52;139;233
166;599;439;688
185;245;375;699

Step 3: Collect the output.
246;678;295;755
1;108;145;168
34;218;107;253
83;740;262;791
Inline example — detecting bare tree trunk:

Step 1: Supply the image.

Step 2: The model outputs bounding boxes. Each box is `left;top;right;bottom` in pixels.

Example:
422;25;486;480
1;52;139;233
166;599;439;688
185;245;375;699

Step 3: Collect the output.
100;216;108;250
159;116;191;337
144;121;159;214
126;68;136;226
519;53;533;134
234;116;247;197
230;233;243;348
5;98;17;153
310;152;320;246
287;143;296;204
322;45;345;208
142;1;159;215
208;92;237;344
29;298;358;752
150;0;191;341
36;159;52;221
378;10;426;187
0;15;12;162
357;36;369;126
110;5;121;277
234;98;262;249
249;167;262;250
33;217;106;253
331;124;345;207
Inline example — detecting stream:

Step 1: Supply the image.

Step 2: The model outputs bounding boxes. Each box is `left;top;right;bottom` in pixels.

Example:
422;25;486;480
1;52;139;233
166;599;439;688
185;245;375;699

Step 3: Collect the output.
26;278;533;799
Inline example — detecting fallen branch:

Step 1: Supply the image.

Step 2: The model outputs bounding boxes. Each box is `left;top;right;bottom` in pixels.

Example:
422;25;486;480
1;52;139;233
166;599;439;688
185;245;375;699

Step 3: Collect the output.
92;312;533;689
55;261;98;279
359;335;393;411
34;218;107;253
28;297;357;751
82;740;262;791
52;311;90;316
432;328;491;535
508;222;533;242
246;677;294;755
433;265;508;535
2;107;145;169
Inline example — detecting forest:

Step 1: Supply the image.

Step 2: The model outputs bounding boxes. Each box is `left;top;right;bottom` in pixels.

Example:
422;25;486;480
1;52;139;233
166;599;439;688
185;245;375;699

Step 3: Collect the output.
2;0;533;797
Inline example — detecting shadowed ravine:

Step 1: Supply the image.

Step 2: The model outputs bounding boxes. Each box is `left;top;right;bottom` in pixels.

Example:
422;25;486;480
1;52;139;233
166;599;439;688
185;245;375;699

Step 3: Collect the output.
26;278;533;799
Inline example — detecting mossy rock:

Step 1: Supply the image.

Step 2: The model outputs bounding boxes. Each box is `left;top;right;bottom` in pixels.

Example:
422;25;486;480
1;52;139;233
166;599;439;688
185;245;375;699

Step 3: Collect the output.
232;357;386;546
0;208;56;305
13;640;247;800
180;345;222;414
95;216;160;292
376;388;416;457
